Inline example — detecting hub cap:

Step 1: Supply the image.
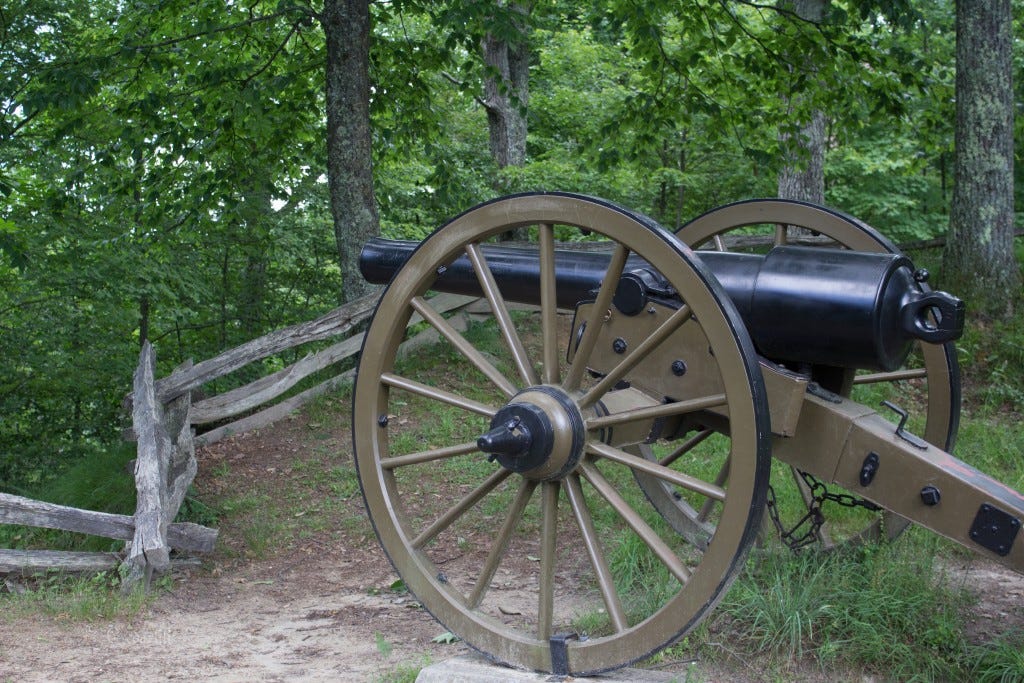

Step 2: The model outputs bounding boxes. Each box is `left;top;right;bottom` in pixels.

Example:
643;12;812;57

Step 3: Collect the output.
478;386;585;481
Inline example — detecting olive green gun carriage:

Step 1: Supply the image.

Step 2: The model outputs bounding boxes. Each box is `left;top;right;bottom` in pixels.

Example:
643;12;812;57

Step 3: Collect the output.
352;193;1023;676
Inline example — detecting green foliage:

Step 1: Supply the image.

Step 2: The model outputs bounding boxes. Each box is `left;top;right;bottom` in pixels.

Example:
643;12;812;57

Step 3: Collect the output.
376;656;432;683
32;443;136;514
1;571;151;622
955;284;1024;415
0;444;136;551
375;631;394;658
1;0;1021;500
826;126;948;243
0;440;222;552
0;0;339;490
966;633;1024;683
718;535;972;679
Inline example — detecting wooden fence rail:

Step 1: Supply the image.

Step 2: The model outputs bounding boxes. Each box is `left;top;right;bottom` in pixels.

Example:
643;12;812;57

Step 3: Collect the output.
0;289;482;589
0;493;216;553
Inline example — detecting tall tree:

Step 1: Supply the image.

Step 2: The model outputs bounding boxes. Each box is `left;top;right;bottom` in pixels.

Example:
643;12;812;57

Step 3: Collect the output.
481;2;532;173
944;0;1019;316
323;0;379;302
777;0;827;205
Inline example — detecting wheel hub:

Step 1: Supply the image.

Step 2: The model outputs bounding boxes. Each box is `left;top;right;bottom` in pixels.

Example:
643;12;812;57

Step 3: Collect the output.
477;386;585;481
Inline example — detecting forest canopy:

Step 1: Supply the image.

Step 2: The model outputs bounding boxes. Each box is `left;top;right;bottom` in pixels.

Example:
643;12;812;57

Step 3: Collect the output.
0;0;1021;489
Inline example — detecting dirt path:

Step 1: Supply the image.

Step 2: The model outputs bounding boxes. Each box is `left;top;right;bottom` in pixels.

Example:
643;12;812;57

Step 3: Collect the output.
1;524;467;682
2;559;464;682
0;411;476;683
2;409;1022;683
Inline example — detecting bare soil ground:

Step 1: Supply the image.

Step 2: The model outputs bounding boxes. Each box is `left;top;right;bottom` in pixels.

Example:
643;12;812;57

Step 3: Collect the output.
2;404;1022;683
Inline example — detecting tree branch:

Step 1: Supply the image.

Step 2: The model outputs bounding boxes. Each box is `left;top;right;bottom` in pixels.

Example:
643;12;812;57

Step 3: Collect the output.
122;8;315;53
240;25;300;89
441;71;490;109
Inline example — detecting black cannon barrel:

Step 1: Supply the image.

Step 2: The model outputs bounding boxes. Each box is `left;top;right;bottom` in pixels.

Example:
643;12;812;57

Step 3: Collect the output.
360;238;964;371
359;239;629;311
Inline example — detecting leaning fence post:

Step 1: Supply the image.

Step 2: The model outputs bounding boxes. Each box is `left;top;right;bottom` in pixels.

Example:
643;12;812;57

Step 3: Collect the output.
122;341;172;590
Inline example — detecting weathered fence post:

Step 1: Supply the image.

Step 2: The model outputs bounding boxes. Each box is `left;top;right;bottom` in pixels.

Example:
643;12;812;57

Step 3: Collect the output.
122;343;198;591
123;341;170;589
163;360;196;528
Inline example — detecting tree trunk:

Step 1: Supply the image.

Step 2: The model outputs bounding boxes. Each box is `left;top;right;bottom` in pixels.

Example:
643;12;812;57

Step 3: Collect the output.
777;0;827;206
778;110;826;205
944;0;1018;317
323;0;379;303
482;2;531;175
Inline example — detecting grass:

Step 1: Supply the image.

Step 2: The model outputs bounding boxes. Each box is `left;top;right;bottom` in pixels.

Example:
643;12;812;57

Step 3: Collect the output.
4;247;1022;679
703;532;973;680
681;527;1024;682
1;571;154;623
0;441;217;552
0;444;137;552
375;655;433;683
211;437;369;559
966;634;1024;683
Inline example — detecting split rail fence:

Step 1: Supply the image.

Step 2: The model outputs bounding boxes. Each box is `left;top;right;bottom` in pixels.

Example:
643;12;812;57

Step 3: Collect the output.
0;289;482;590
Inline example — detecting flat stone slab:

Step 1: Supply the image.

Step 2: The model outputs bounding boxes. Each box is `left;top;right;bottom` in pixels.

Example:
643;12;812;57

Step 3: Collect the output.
415;654;686;682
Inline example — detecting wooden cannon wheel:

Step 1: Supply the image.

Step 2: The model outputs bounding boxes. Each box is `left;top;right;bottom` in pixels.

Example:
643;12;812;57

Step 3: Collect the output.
633;199;960;549
352;193;771;674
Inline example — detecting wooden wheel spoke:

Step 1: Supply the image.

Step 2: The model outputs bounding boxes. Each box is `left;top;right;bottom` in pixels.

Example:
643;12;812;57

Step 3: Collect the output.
697;457;730;522
774;223;788;245
658;428;715;468
411;469;511;549
587;441;726;502
465;243;539;387
381;441;480;469
579;461;691;584
578;305;693;409
564;473;628;633
564;243;630;392
854;368;927;385
410;296;517;398
538;224;560;385
468;479;538;608
586;394;726;432
381;372;497;417
537;481;559;640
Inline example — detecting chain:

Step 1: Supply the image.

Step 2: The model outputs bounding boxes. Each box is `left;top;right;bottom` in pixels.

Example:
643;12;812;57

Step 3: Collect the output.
766;471;881;552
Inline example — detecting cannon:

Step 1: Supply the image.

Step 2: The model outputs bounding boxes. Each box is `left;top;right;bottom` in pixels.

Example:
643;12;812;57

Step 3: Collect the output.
351;193;1022;675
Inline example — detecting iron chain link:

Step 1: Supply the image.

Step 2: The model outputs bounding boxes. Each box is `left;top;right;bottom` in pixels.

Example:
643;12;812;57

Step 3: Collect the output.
766;470;881;552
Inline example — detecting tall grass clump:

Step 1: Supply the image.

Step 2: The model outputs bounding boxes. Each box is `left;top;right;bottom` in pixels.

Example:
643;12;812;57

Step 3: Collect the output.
1;441;216;552
965;632;1024;683
1;570;155;623
716;533;973;680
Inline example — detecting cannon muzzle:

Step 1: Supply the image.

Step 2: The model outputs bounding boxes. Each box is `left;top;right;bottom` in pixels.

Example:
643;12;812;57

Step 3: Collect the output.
360;237;963;371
